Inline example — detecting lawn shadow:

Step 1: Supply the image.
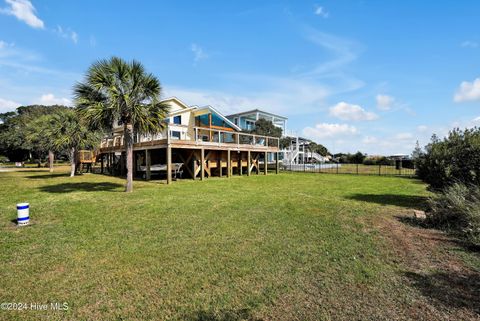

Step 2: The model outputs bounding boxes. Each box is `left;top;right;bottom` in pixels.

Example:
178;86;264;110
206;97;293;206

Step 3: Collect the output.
39;182;123;193
184;308;260;321
404;270;480;315
25;173;70;179
346;193;428;210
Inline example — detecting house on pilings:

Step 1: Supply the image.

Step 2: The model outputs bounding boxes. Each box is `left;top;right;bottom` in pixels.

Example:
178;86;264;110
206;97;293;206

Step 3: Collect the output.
98;97;280;183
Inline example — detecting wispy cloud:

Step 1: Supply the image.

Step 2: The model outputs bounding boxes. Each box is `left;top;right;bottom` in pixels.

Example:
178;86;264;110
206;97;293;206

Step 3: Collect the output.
0;97;20;112
454;77;480;102
190;43;208;64
329;102;378;121
0;0;44;29
54;25;78;44
461;40;479;48
166;77;330;116
301;27;360;76
314;5;328;18
34;93;71;106
376;94;395;110
303;123;357;140
168;27;364;116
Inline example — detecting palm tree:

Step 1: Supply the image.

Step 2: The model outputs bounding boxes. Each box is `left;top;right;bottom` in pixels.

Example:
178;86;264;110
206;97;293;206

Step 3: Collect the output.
45;109;102;177
74;57;169;192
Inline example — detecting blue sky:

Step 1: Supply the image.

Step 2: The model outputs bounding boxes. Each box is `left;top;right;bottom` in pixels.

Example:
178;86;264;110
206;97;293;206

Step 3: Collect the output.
0;0;479;155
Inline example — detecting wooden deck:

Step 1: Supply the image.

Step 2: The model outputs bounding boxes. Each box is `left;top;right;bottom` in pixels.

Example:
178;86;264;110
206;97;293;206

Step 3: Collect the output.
98;125;280;183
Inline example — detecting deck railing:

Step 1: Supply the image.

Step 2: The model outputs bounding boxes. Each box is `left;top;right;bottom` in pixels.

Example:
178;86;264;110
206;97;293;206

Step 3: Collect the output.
100;124;280;150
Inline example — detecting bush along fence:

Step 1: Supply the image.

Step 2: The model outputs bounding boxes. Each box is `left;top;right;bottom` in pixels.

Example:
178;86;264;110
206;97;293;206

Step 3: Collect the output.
281;162;416;176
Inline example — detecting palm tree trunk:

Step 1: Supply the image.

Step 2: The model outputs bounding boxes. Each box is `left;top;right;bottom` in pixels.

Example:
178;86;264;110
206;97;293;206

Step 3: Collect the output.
70;147;76;177
124;123;134;192
48;150;54;173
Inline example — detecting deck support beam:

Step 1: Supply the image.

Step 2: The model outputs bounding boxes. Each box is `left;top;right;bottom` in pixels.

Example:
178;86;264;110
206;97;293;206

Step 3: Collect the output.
100;154;104;174
218;158;222;177
167;146;172;184
238;152;242;176
275;152;279;174
133;152;137;178
264;151;268;175
227;150;231;178
247;151;251;176
200;148;205;181
145;149;151;180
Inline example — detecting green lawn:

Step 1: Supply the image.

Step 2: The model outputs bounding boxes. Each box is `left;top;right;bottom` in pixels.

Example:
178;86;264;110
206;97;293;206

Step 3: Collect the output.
0;168;466;320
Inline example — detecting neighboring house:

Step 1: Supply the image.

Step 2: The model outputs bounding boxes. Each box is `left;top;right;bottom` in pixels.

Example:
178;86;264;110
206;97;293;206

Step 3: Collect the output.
99;97;280;183
226;109;287;134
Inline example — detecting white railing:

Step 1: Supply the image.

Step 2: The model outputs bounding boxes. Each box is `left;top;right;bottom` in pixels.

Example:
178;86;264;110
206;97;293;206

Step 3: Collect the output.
100;124;280;149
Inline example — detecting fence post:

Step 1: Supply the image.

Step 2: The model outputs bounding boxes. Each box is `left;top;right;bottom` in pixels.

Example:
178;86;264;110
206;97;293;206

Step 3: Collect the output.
336;162;339;174
356;163;359;175
378;164;381;176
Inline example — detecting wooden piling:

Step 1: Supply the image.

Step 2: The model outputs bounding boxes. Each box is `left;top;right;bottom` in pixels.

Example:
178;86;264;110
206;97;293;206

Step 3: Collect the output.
264;151;268;175
227;150;231;177
145;149;151;180
167;146;172;184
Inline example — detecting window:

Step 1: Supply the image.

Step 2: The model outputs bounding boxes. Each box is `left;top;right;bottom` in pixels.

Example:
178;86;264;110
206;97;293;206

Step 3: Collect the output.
246;120;255;130
171;131;181;139
173;115;181;124
234;117;238;125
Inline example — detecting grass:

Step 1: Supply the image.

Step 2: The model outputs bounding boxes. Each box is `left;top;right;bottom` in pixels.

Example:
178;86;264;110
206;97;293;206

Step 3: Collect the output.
0;168;475;320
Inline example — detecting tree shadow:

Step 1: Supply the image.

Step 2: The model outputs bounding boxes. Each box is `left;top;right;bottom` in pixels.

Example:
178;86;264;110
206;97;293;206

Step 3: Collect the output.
39;182;123;193
346;193;428;210
183;308;261;321
25;173;71;179
404;270;480;315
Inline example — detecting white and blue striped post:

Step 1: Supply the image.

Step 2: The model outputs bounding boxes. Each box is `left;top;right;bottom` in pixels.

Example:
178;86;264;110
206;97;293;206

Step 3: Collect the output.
16;203;29;226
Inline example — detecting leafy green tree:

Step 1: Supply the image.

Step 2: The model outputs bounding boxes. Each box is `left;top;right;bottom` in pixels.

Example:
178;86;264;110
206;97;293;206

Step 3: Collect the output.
416;128;480;189
249;119;282;137
55;110;102;177
308;142;329;156
74;57;169;192
0;105;68;163
42;109;102;177
349;151;366;164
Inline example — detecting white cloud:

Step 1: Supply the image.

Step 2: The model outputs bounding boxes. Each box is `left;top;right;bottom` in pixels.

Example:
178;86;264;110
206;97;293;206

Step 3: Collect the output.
314;5;328;18
35;93;71;106
394;132;414;140
454;78;480;102
54;25;78;44
0;0;44;29
376;94;395;110
190;43;208;63
461;41;479;48
165;75;331;115
472;116;480;124
303;123;357;140
0;97;20;112
0;40;13;49
329;102;378;121
417;125;428;132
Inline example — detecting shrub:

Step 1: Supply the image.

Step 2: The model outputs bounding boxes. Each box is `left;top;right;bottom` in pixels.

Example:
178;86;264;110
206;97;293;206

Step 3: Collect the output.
415;128;480;189
427;183;480;245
